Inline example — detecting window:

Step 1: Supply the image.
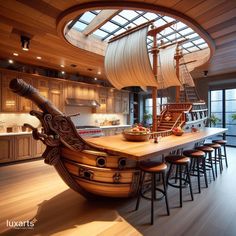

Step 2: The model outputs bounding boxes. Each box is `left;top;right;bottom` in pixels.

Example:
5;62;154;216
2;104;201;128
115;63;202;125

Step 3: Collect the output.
209;89;236;147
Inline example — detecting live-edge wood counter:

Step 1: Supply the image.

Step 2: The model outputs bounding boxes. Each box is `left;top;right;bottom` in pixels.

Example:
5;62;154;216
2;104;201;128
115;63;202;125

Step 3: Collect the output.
86;128;227;161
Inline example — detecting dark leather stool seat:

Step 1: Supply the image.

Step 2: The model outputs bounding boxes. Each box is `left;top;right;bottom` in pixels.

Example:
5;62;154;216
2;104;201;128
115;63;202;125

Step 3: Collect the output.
165;155;194;207
183;149;207;193
135;161;170;225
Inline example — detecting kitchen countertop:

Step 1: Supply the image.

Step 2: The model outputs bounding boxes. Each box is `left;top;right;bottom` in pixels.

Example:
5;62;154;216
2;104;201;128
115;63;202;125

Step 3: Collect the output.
99;125;131;129
0;131;32;136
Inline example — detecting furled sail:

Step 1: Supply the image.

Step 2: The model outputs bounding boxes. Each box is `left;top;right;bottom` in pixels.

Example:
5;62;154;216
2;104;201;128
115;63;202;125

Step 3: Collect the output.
105;25;158;90
158;45;182;88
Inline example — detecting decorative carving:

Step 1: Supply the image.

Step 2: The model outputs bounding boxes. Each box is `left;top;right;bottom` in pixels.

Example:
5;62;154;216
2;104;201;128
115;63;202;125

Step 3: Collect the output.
113;172;121;183
43;146;60;166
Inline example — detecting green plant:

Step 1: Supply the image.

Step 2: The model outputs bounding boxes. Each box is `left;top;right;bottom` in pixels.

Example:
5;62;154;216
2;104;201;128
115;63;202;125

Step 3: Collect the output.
231;114;236;121
208;114;221;127
143;111;152;124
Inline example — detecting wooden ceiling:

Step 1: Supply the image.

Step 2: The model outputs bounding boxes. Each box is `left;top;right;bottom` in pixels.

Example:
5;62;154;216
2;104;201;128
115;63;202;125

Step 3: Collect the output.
0;0;236;80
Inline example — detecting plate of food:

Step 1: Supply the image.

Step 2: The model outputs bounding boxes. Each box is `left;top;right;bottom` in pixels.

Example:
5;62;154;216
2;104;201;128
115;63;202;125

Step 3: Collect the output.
172;126;184;136
122;125;151;141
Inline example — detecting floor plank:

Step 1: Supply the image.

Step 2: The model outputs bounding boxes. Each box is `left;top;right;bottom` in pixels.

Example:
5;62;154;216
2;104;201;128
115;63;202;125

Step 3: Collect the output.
0;148;236;236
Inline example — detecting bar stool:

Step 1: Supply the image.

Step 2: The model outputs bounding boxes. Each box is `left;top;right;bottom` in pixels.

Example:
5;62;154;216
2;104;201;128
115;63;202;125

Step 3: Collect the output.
195;146;215;181
183;150;207;194
135;161;170;225
165;155;194;207
213;140;228;168
204;143;223;177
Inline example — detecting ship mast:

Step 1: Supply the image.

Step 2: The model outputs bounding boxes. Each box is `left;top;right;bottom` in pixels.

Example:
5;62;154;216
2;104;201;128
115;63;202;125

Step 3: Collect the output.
148;21;177;131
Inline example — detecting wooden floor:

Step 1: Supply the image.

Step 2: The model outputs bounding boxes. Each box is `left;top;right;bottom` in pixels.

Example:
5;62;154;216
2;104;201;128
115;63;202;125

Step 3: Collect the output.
0;148;236;236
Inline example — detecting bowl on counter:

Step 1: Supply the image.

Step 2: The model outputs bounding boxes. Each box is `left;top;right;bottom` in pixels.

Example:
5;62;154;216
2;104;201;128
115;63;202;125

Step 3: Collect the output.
122;131;151;141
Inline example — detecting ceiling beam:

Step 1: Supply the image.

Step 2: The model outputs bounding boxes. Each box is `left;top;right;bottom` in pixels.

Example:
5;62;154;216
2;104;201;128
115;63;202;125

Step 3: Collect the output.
83;10;120;36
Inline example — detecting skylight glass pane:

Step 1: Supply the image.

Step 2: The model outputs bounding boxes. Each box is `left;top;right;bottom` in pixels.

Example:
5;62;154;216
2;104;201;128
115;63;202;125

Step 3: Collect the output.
126;23;137;29
136;10;144;14
187;33;200;39
182;42;194;48
93;29;109;38
175;22;187;30
182;49;189;54
187;46;199;52
114;28;126;35
166;34;180;41
80;12;96;24
144;12;158;20
163;16;175;22
112;15;128;25
73;21;87;31
155;18;167;27
101;21;119;32
119;10;138;20
104;35;114;41
179;28;194;36
163;27;174;35
192;38;205;45
198;43;208;49
133;16;148;25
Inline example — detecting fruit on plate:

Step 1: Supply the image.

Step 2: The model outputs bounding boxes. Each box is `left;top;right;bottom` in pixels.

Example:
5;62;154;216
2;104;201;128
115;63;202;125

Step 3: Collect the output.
172;126;184;136
127;125;150;134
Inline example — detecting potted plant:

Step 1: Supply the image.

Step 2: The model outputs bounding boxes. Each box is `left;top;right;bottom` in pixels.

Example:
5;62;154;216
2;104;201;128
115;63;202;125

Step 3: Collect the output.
208;114;221;127
143;111;152;127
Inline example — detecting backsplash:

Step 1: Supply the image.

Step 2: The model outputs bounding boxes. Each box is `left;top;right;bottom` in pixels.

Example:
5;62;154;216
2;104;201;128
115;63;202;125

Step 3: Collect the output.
0;107;128;133
65;106;127;126
0;113;40;133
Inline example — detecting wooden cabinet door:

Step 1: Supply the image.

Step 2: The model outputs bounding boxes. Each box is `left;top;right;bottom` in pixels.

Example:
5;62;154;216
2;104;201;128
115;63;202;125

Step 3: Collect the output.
15;135;32;160
1;74;18;112
0;136;14;163
107;95;114;113
49;81;63;111
32;139;46;157
18;75;33;112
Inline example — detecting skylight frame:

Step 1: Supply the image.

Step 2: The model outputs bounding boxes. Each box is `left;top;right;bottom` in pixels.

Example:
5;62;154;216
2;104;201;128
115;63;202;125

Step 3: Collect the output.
71;9;209;55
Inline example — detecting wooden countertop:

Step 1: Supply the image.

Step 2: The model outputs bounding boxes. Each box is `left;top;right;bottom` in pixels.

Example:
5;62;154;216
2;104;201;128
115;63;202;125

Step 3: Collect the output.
86;128;227;160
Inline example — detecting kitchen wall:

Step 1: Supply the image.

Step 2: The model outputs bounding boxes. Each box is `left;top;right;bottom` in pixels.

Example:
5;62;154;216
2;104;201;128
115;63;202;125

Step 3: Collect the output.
0;113;40;132
64;106;127;126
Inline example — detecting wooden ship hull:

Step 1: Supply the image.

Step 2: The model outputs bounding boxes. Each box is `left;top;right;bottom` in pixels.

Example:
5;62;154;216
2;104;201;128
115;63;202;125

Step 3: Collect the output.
9;78;140;198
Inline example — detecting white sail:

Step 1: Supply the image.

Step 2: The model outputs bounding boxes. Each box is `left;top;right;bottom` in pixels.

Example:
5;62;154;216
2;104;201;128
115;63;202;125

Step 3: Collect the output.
159;45;182;88
105;26;158;89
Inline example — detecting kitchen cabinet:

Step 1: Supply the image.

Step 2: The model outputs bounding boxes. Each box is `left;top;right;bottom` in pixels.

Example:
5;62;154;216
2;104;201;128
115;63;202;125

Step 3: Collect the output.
0;133;46;164
15;134;32;160
107;91;114;113
1;72;19;112
0;136;14;163
18;75;33;112
32;139;46;157
49;80;64;112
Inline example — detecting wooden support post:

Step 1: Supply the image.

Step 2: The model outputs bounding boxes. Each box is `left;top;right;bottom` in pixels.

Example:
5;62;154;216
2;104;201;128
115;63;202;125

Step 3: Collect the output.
152;34;158;132
175;45;182;103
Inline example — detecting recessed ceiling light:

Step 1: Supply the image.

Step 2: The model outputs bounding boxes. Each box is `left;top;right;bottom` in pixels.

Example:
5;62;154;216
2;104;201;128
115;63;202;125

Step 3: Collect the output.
94;77;97;80
13;53;18;56
97;71;101;75
36;56;42;60
8;59;14;64
61;71;65;74
60;64;65;68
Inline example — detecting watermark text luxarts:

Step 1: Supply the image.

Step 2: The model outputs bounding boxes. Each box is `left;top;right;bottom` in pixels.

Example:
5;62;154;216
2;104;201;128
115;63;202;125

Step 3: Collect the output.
6;218;37;229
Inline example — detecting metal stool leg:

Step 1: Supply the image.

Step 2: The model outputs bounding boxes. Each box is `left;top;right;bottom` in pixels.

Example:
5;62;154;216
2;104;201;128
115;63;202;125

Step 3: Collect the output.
135;172;145;211
162;172;170;215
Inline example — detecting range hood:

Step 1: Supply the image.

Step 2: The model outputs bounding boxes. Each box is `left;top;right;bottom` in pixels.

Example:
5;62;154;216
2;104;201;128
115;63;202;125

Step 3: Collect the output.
65;98;100;107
